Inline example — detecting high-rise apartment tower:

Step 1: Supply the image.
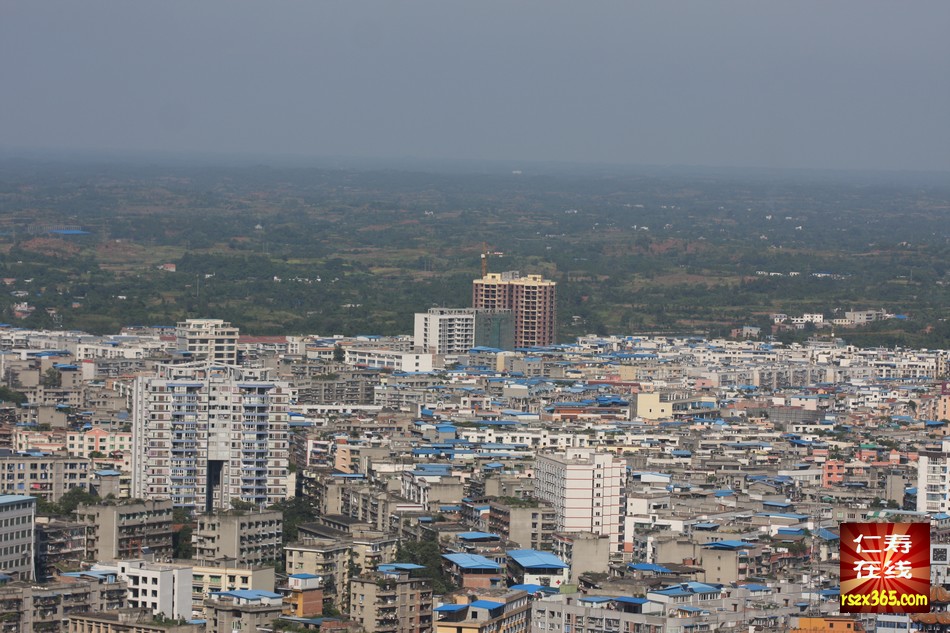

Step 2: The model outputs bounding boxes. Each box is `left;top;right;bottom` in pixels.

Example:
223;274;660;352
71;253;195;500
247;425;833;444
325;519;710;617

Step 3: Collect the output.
533;448;624;551
131;363;290;512
472;271;556;348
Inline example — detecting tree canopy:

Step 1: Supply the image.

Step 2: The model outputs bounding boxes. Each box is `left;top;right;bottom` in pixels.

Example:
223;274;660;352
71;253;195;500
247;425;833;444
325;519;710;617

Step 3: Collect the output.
395;538;456;594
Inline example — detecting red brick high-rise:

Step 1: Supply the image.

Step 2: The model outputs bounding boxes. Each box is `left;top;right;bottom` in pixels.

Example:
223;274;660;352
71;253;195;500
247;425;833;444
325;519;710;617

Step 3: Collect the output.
472;271;556;347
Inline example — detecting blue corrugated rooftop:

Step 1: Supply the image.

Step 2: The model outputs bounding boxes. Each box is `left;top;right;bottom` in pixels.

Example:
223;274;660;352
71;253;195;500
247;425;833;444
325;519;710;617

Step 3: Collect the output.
703;540;751;550
507;549;567;569
628;562;673;573
455;532;500;541
442;552;501;570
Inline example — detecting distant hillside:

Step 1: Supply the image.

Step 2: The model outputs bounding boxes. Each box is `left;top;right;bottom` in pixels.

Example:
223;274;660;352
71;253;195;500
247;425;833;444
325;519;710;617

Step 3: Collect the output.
0;155;949;346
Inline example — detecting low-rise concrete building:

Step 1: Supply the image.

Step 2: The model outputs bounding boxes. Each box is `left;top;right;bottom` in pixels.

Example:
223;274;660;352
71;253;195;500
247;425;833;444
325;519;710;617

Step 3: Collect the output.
433;589;530;633
110;560;192;621
68;608;204;633
552;532;611;582
0;572;127;632
285;538;353;610
204;589;284;633
350;566;432;633
188;560;277;617
76;500;174;562
192;510;282;566
0;495;35;581
0;454;89;503
35;516;84;581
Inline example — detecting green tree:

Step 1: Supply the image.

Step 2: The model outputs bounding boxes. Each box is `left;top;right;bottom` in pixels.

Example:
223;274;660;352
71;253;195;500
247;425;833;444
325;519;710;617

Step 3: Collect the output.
395;538;456;594
41;368;62;388
0;386;27;405
35;496;60;516
38;487;101;516
269;497;316;545
174;525;194;560
229;499;259;513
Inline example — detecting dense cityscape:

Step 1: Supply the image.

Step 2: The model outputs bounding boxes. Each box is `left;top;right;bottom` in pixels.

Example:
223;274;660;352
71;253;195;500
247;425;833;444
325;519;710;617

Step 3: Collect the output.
0;267;946;632
3;2;949;632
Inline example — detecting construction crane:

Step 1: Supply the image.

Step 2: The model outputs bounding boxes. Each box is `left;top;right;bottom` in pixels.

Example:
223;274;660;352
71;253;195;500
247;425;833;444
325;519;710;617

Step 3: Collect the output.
480;243;504;277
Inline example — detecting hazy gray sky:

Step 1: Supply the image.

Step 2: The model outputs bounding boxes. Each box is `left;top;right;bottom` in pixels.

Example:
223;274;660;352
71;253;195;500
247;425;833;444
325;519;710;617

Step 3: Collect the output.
2;1;949;171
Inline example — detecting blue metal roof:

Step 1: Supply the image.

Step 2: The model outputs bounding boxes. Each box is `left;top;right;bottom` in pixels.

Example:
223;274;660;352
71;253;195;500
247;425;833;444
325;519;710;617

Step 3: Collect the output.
614;597;649;606
703;540;750;550
455;532;500;541
628;562;673;573
434;604;467;613
0;495;35;505
378;563;425;572
470;600;504;610
510;583;559;595
507;549;568;569
815;528;839;541
442;553;501;570
756;512;808;520
653;582;722;596
651;587;691;597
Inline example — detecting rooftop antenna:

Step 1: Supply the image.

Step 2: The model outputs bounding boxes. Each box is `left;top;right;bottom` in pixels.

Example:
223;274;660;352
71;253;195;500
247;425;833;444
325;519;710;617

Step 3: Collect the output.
481;243;489;277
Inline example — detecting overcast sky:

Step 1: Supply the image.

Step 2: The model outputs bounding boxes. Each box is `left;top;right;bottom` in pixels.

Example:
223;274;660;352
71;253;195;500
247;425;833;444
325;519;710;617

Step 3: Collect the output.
2;1;949;172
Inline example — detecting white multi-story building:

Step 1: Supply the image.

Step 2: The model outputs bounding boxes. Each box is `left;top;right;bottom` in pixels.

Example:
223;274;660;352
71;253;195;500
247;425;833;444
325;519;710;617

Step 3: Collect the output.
102;560;193;621
0;495;35;581
176;319;239;365
414;308;477;355
533;448;625;552
917;440;950;514
344;348;436;372
131;363;290;512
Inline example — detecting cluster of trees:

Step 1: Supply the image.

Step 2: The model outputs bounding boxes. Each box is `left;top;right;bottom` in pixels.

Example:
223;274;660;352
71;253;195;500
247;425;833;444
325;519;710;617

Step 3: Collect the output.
35;487;101;516
395;537;456;594
268;497;318;545
0;386;27;405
